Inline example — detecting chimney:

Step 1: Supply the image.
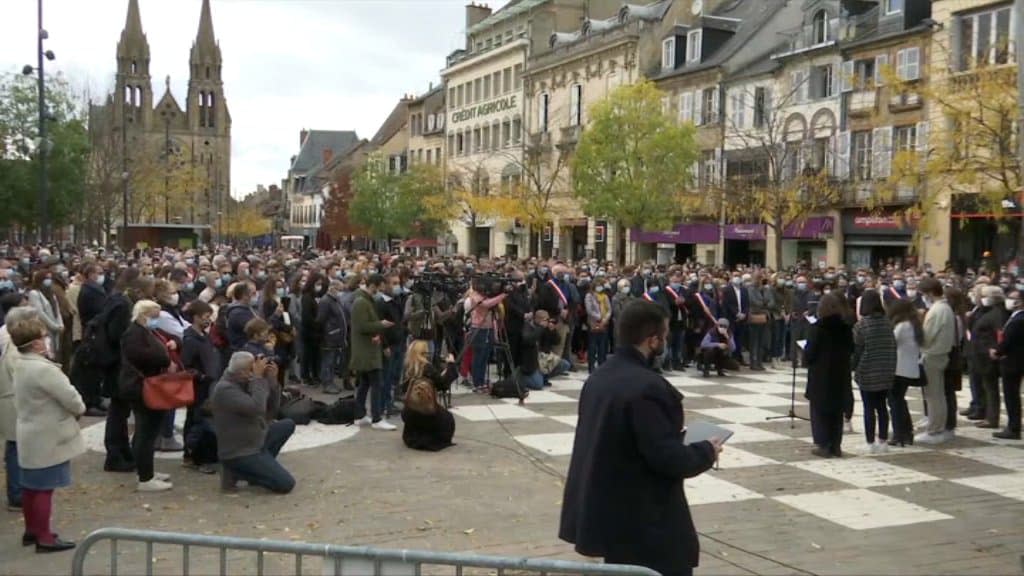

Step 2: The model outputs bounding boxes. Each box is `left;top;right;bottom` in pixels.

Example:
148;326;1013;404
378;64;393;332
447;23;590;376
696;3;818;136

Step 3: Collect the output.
466;3;492;30
300;129;309;147
322;148;333;165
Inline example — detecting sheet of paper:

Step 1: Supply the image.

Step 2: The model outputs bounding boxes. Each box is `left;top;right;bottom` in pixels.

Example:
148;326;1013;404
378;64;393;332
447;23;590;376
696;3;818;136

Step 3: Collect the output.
683;421;734;445
797;339;808;350
805;315;818;325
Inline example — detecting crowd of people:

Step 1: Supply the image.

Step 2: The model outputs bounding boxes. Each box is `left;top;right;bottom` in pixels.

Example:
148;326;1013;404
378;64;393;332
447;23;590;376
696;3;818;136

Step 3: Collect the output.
0;243;1021;554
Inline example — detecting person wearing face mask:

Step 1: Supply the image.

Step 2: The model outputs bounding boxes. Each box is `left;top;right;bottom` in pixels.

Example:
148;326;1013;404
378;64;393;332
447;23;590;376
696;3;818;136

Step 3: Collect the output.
316;280;348;395
990;290;1023;440
224;283;257;357
260;276;294;388
699;318;738;377
915;278;957;444
966;286;1007;429
805;294;854;458
560;300;723;576
611;278;635;342
503;271;532;375
180;300;222;474
27;271;64;364
377;274;407;416
350;274;397;430
721;274;749;366
119;300;176;492
10;314;85;552
151;280;190;452
298;273;327;386
584;278;612;374
790;276;812;368
768;275;790;368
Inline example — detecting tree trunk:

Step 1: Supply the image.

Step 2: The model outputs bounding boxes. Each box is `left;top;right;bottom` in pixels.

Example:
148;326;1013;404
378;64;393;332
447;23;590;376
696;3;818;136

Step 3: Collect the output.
772;215;784;270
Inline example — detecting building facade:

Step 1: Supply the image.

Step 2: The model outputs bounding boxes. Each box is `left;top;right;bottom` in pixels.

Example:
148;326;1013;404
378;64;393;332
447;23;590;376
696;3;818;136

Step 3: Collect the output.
407;85;446;169
285;130;361;244
89;0;231;230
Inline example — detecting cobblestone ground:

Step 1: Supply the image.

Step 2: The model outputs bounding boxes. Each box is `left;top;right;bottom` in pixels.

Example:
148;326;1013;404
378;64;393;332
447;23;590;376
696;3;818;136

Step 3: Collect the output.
3;366;1023;575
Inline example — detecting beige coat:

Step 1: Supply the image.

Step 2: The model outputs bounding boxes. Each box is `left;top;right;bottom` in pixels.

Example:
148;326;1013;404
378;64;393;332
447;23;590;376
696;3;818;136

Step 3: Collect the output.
14;352;85;469
0;346;17;441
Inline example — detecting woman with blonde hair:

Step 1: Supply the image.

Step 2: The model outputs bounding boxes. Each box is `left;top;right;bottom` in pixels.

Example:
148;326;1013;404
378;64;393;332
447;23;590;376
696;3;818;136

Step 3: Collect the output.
11;314;84;552
402;339;457;404
401;375;455;452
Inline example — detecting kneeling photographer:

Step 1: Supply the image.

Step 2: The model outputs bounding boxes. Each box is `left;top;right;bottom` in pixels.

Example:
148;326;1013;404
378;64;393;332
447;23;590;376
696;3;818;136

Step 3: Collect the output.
520;310;567;390
401;340;457;451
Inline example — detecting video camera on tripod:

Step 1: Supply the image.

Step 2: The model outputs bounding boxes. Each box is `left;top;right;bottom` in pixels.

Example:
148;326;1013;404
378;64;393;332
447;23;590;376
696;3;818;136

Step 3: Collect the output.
415;271;468;300
470;272;514;298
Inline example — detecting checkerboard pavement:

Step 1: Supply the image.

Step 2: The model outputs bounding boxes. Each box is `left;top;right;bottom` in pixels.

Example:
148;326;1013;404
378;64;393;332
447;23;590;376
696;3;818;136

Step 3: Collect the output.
447;367;1024;534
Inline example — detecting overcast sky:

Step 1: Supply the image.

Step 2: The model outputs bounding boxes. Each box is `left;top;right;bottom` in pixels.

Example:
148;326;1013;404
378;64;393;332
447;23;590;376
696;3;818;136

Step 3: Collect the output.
0;0;510;198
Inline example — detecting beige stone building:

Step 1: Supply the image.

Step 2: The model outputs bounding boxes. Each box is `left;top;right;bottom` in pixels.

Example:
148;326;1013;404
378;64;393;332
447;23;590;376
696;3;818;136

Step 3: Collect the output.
441;0;598;258
89;0;231;233
407;85;446;169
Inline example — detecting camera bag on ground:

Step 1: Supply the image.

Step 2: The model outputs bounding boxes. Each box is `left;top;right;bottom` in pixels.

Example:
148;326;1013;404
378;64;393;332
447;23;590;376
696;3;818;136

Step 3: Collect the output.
278;393;324;425
490;376;528;400
316;397;358;425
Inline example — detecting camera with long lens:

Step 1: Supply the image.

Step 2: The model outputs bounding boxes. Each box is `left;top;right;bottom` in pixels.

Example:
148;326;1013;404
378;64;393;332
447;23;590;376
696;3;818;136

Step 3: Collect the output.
416;271;468;299
472;272;513;298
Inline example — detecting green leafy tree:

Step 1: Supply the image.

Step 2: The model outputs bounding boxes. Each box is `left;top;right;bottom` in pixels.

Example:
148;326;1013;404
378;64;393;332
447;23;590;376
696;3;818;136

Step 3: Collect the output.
0;72;89;236
572;80;698;232
349;154;419;247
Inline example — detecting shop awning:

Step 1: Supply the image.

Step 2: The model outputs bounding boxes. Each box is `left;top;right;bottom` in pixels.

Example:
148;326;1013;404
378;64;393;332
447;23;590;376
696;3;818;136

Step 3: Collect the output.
632;222;719;244
723;224;766;240
401;238;439;248
844;236;913;247
783;216;834;239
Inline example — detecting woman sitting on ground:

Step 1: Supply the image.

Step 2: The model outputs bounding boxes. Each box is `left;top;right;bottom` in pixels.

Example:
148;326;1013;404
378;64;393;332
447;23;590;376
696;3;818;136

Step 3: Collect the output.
401;377;456;452
402;339;457;397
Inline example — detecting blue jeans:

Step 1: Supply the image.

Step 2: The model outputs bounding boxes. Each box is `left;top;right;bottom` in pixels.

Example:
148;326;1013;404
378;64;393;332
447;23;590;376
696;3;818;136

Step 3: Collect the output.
383;344;405;410
222;419;296;494
161;410;175;439
320;348;339;387
587;331;609;373
668;327;685;367
5;441;21;507
548;358;571;378
521;370;545;391
355;369;384;422
470;329;493;388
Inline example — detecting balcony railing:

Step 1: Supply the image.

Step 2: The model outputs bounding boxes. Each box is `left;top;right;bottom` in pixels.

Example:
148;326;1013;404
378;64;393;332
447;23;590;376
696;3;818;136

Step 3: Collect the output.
559;125;582;147
849;90;878;116
774;18;839;57
888;91;922;112
842;181;919;206
840;5;880;42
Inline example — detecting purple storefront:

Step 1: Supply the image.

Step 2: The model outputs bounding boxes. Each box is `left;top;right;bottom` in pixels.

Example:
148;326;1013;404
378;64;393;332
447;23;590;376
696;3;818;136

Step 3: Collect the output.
723;224;767;267
783;216;835;267
632;223;720;264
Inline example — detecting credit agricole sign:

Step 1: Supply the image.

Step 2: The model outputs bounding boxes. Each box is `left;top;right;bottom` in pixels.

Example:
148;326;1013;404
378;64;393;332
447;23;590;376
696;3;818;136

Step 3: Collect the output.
450;95;519;125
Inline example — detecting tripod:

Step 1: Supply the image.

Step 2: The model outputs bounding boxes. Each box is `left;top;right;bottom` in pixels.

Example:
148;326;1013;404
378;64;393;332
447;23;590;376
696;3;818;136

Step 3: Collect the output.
452;301;524;406
765;345;809;428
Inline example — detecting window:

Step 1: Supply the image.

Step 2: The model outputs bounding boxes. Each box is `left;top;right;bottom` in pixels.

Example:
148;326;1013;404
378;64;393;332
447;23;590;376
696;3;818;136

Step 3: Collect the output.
456;85;464;108
729;91;746;128
894;125;917;152
473;128;481;153
494;34;502;47
811;64;834;99
435;147;441;164
426;149;432;165
493;72;502;95
753;87;769;128
896;47;921;81
502;121;511;147
852;131;873;181
784;142;803;180
503;68;512;94
483;75;491;100
492;122;501;149
791;70;808;103
449;87;456;107
854;59;875;89
569;84;583;126
885;0;904;14
662;37;676;70
455;132;464;156
700;150;717;188
810;137;829;171
680;92;693;123
700;87;718;125
812;10;829;45
686;30;702;64
512;116;522;144
514;64;523;89
427;114;436;132
473;78;482;103
481;125;490;151
958;7;1013;69
539;93;550;133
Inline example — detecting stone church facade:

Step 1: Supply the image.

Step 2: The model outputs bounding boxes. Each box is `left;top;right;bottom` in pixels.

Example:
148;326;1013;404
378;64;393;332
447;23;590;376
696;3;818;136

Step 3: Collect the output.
89;0;231;227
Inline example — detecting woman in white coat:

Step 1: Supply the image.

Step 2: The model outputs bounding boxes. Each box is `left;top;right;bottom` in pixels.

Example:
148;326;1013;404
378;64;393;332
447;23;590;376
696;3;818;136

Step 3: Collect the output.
26;270;64;357
12;315;84;553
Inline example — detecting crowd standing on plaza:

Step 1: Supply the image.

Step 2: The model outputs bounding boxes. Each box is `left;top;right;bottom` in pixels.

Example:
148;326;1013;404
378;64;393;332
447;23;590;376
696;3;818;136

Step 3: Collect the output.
0;242;1021;558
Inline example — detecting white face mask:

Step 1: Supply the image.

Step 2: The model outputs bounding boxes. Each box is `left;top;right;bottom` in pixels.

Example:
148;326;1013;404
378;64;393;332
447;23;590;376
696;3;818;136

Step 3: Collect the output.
167;293;180;306
906;289;917;299
1007;299;1019;312
981;297;992;307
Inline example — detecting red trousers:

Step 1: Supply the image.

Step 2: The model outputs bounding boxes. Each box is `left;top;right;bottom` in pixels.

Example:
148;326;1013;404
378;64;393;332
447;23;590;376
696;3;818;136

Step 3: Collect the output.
21;488;55;544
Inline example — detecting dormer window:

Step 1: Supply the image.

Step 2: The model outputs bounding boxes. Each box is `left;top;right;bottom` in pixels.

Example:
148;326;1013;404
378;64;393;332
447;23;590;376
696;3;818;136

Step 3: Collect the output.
686;29;702;64
662;37;676;69
812;10;829;44
884;0;904;14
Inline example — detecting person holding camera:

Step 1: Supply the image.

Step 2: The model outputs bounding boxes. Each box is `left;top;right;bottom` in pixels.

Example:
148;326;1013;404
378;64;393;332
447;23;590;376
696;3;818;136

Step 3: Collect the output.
316;279;348;394
466;278;507;393
211;351;294;494
699;318;738;377
351;274;396;430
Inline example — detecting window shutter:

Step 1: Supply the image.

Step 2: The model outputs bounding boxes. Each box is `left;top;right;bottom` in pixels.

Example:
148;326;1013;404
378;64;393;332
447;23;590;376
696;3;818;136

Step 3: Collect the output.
875;54;889;85
949;18;963;72
808;66;821;99
711;88;720;123
841;60;854;92
680;92;693;123
713;148;723;184
835;131;851;179
826;135;836;176
688;159;699;185
763;87;773;126
873;126;893;178
915;121;930;169
738;92;746;129
907;47;920;80
800;69;810;103
694;91;704;126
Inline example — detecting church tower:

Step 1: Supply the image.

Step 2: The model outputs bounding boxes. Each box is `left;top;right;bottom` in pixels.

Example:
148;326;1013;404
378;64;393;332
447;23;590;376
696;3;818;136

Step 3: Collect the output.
186;0;231;225
115;0;153;129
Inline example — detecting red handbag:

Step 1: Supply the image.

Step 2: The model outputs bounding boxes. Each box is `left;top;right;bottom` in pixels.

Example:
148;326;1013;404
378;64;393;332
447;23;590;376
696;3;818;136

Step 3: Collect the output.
142;370;195;410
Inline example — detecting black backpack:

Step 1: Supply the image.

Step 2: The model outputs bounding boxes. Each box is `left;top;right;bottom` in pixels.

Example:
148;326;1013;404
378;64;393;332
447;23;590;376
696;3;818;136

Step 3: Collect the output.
490;377;528;400
316;397;358;425
79;297;126;368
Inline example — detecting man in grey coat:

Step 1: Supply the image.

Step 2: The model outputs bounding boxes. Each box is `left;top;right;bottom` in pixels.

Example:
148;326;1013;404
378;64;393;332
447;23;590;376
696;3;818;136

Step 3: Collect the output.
917;277;956;444
317;280;348;394
211;352;295;493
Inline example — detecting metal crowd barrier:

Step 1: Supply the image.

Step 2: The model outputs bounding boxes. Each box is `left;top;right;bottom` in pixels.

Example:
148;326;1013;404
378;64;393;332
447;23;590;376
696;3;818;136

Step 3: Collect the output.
70;527;661;576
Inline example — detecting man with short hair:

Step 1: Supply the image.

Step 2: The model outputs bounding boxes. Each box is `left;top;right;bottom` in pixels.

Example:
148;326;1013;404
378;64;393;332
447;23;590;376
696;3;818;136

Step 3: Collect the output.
225;283;257;353
916;277;956;444
560;300;723;576
350;274;396;430
992;290;1023;440
211;352;294;493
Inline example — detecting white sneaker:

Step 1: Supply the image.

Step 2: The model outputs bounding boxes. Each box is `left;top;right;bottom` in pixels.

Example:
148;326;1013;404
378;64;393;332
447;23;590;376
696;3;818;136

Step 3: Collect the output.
942;429;956;441
355;416;372;427
914;431;947;445
914;417;930;431
844;419;854;433
154;472;171;482
874;441;889;454
137;479;173;492
866;443;879;454
371;420;397;431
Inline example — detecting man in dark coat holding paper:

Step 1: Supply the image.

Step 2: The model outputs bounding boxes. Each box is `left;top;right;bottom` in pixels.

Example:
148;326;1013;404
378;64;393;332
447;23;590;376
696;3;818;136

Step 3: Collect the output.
559;300;723;576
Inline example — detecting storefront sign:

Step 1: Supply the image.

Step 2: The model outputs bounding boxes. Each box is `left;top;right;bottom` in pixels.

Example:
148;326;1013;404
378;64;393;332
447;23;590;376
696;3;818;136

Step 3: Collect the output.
632;223;720;244
842;211;915;236
723;224;766;240
450;95;518;125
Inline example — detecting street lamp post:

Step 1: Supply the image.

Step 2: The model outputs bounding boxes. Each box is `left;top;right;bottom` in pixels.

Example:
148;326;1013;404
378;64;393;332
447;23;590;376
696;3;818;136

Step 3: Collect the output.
22;0;55;244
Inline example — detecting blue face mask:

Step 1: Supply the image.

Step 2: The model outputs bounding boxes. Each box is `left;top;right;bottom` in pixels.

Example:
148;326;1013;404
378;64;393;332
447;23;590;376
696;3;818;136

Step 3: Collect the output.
0;280;13;291
42;278;53;288
277;287;286;297
671;283;683;291
649;286;660;294
215;278;224;288
185;282;194;292
146;318;160;330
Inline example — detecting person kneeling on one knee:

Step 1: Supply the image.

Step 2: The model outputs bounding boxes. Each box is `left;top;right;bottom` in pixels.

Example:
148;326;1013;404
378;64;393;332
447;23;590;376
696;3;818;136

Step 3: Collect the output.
211;352;295;494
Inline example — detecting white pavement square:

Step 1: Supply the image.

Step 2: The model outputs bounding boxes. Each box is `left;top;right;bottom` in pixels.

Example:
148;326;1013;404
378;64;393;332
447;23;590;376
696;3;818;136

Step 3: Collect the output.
717;446;779;468
791;458;939;488
773;489;954;530
718;423;793;443
724;382;797;395
514;432;577;456
709;393;805;408
952;472;1024;502
450;404;544;422
551;415;578;428
692;406;787;424
947;446;1024;473
685;473;764;506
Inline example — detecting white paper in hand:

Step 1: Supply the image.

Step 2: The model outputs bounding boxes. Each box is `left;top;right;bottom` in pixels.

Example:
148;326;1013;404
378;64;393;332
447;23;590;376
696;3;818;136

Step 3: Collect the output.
797;339;808;350
805;315;818;325
683;421;734;445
